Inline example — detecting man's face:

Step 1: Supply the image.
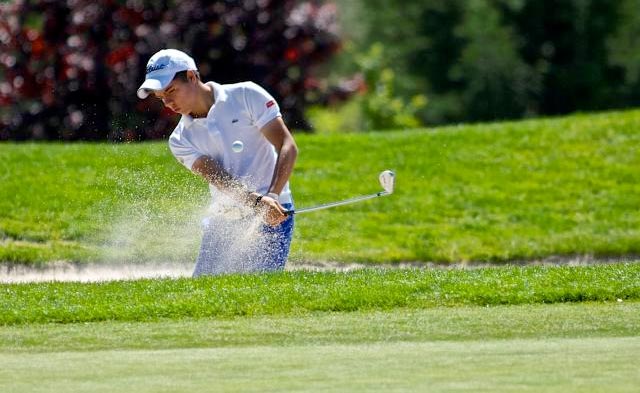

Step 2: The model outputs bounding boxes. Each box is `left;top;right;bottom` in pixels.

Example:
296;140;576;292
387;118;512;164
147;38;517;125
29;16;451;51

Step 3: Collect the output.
153;72;197;115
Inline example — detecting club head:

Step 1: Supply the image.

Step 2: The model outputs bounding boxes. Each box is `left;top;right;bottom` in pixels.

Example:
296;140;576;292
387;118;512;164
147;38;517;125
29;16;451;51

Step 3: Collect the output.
379;170;395;194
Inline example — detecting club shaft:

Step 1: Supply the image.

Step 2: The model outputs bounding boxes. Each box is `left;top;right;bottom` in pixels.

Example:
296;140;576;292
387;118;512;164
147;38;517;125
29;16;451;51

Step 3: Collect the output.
290;191;388;214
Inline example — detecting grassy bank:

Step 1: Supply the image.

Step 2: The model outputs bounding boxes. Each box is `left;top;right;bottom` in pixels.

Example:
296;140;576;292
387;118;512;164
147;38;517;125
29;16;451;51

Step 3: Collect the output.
1;109;639;264
2;263;639;325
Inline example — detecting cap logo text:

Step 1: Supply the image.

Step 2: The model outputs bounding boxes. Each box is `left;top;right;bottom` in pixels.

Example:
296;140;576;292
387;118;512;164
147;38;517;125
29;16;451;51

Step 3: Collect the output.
146;63;167;74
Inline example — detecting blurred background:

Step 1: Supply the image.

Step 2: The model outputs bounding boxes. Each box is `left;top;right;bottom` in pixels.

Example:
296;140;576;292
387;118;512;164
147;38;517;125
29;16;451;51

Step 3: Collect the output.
1;0;639;141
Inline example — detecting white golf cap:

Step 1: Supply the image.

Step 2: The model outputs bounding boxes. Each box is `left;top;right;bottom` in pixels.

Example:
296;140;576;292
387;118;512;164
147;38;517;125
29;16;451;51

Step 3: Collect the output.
137;49;197;99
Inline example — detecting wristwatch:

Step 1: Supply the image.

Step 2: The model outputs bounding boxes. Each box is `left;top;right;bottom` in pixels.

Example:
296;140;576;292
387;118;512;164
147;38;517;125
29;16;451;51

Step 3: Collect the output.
254;194;263;206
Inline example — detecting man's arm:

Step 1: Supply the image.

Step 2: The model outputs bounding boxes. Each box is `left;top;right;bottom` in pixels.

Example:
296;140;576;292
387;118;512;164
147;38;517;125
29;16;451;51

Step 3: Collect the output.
191;153;289;226
191;156;260;207
260;117;298;196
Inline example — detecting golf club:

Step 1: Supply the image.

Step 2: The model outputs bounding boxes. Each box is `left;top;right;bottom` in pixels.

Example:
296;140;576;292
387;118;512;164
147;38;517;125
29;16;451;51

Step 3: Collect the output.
285;170;395;215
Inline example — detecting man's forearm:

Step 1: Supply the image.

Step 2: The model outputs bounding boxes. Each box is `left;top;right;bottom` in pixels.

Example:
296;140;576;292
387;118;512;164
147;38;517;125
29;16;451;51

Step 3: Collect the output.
191;155;259;206
268;140;298;195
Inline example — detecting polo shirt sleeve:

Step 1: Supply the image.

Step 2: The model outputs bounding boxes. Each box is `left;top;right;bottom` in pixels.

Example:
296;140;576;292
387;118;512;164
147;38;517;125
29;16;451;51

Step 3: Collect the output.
244;82;282;129
168;133;201;171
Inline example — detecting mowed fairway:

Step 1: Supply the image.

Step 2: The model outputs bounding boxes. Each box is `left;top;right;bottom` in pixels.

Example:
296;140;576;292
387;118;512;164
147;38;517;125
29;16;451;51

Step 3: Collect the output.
1;303;639;392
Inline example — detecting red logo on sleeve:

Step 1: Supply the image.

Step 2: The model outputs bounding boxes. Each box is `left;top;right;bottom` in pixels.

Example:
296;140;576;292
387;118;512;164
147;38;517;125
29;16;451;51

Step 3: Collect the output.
266;100;275;108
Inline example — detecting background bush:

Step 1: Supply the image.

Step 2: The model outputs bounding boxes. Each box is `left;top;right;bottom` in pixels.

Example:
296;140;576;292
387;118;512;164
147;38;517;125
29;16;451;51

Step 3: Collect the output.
0;0;347;141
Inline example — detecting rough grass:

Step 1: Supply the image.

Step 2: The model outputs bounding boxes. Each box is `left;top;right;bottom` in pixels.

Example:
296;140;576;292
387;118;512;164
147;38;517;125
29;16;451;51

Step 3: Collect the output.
2;263;639;325
1;109;639;264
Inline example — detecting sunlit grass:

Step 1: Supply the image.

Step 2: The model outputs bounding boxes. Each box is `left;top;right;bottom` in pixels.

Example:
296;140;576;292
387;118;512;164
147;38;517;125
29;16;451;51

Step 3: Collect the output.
1;109;639;264
2;263;639;325
1;303;639;392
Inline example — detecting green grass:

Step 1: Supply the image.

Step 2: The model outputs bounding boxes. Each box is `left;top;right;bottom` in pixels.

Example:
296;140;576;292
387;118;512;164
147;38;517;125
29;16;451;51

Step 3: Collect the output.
0;143;205;265
1;109;639;264
2;264;639;325
4;337;638;392
1;303;639;392
3;110;639;392
2;302;638;351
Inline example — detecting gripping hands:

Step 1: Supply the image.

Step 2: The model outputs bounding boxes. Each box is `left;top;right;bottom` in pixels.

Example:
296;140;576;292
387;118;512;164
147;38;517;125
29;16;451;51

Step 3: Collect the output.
252;193;288;226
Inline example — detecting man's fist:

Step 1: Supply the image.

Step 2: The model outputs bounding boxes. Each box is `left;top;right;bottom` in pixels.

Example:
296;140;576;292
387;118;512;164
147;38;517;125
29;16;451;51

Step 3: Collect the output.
255;195;287;226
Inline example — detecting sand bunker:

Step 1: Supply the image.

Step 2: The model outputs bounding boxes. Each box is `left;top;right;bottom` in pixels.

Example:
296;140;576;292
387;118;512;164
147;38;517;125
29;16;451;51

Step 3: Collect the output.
0;256;632;283
0;261;388;283
0;262;194;283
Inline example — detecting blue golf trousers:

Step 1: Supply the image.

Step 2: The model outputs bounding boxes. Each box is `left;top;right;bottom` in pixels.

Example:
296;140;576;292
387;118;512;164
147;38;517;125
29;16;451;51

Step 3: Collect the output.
193;203;294;277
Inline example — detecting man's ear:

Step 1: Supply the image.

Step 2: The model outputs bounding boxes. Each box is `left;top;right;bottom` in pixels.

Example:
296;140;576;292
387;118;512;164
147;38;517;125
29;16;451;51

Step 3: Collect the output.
187;70;197;83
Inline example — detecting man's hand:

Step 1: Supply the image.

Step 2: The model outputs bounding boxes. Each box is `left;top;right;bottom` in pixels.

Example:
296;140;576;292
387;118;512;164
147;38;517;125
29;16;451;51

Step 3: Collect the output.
255;195;287;226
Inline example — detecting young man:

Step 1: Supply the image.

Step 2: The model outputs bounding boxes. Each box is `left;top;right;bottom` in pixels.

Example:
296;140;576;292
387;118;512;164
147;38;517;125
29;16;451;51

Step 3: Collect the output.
137;49;298;276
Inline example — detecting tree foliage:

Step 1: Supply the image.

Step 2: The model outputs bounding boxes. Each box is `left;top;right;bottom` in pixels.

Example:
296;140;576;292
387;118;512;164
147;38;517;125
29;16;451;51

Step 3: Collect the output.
336;0;640;125
356;43;426;130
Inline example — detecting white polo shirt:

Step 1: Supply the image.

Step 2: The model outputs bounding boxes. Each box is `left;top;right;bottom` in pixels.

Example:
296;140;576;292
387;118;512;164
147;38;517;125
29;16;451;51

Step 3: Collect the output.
168;81;292;205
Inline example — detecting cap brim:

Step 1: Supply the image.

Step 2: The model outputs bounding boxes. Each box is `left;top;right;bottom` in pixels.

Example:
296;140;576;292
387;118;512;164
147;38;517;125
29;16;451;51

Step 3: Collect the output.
136;74;174;99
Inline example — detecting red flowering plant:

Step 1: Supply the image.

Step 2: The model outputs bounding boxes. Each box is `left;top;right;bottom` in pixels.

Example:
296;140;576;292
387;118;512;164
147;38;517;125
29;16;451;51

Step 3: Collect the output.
0;0;350;141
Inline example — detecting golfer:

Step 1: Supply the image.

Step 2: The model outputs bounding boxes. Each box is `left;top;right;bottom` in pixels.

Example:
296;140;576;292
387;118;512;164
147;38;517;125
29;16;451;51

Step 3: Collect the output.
137;49;297;276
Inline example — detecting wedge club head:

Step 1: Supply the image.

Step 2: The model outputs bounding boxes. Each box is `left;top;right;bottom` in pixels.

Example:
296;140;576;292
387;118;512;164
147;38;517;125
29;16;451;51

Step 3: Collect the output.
379;170;395;195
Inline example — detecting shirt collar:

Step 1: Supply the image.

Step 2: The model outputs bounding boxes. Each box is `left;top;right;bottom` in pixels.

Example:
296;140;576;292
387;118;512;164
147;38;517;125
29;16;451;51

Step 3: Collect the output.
181;114;194;127
208;81;227;104
180;81;225;127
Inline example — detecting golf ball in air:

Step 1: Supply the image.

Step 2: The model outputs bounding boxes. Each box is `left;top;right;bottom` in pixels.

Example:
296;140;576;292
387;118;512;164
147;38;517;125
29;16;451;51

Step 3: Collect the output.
232;140;244;153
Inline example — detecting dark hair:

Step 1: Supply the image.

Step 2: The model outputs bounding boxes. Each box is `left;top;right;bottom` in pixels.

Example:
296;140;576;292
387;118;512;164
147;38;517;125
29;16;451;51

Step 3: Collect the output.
172;70;200;82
